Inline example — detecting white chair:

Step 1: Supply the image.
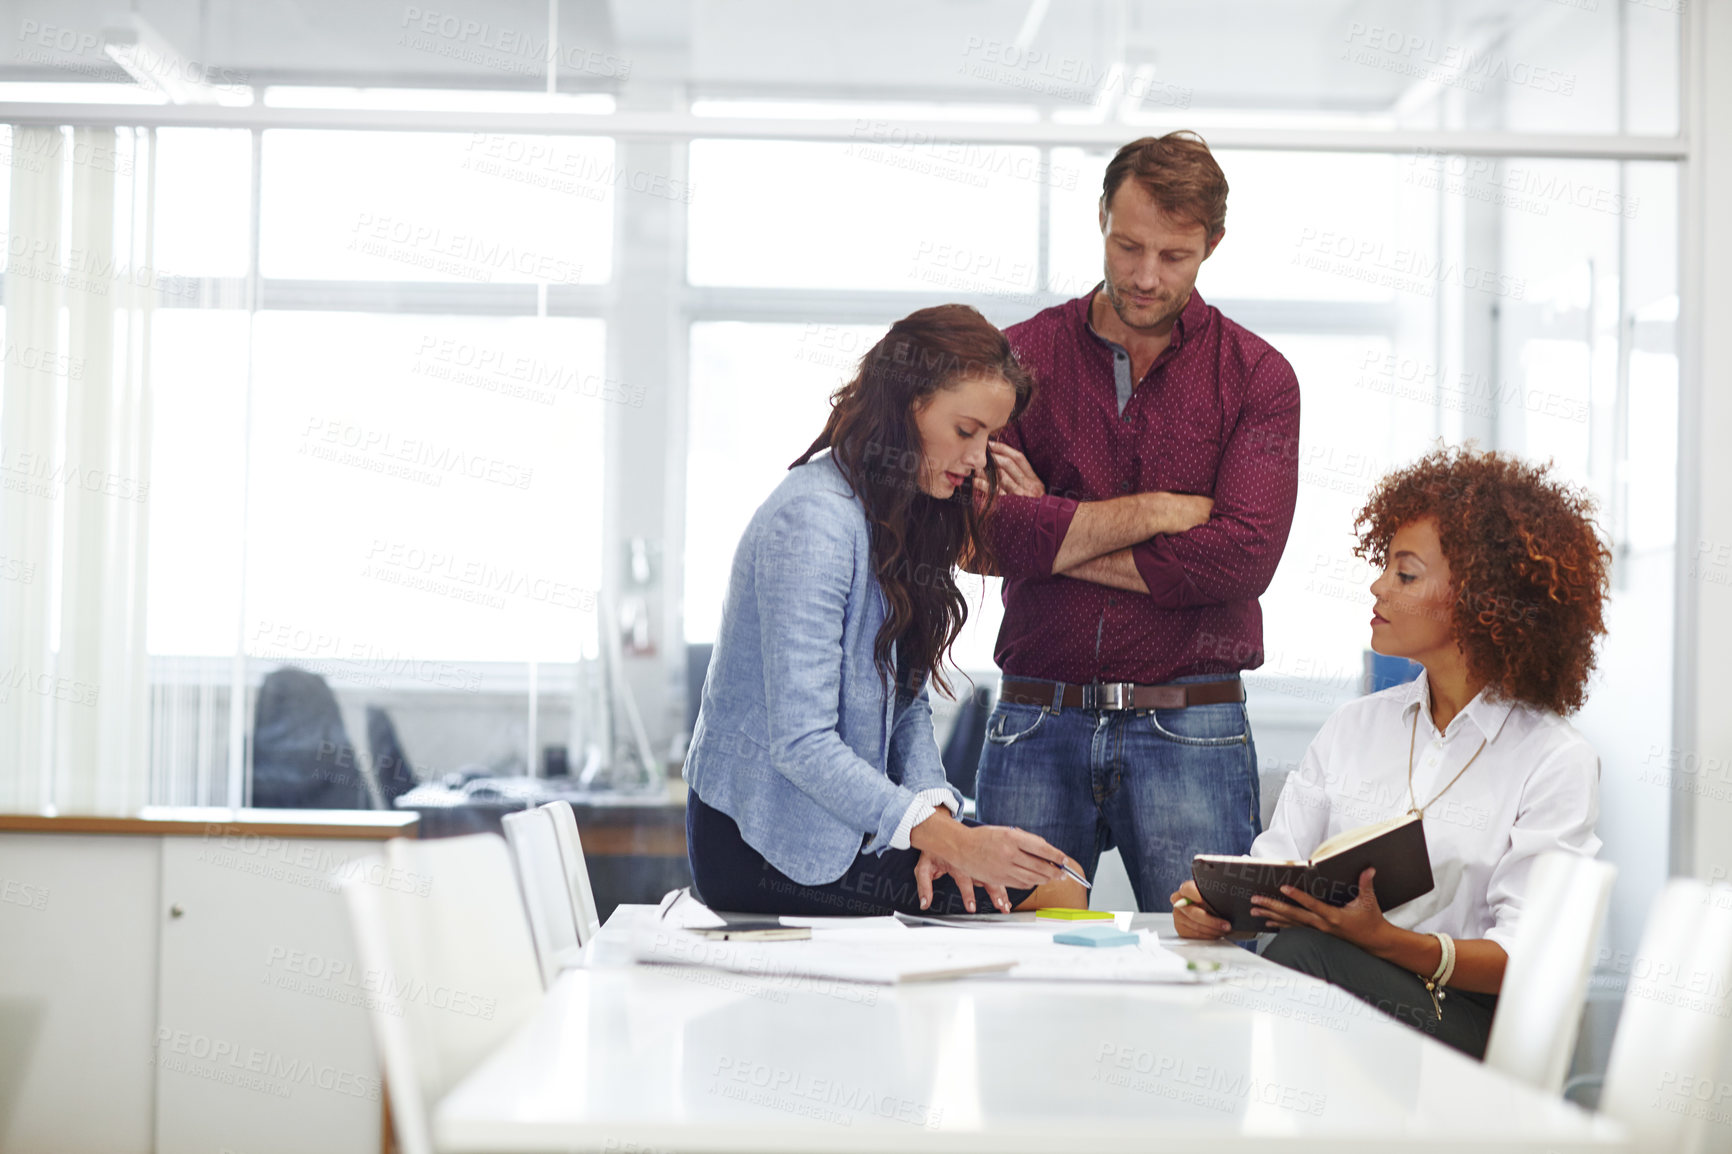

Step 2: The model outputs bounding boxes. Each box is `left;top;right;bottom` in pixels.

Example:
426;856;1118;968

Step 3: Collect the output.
1484;851;1617;1093
340;834;544;1154
1597;880;1732;1154
541;799;603;946
342;870;433;1154
502;806;586;987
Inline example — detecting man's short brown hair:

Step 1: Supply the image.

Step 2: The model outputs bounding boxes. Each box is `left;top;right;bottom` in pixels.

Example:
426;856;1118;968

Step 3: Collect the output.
1101;131;1229;241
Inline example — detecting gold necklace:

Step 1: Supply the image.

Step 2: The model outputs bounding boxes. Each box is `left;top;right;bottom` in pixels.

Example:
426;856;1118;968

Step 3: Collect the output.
1406;708;1488;818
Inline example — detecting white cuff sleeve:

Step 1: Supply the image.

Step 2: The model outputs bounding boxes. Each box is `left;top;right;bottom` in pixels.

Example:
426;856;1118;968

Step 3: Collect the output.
889;788;961;851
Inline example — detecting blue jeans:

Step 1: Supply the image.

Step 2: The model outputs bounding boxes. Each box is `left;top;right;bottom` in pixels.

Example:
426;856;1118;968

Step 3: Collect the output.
974;674;1261;912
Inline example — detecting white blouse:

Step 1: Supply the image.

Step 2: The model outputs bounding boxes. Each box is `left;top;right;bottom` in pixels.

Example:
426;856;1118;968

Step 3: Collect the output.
1250;673;1601;951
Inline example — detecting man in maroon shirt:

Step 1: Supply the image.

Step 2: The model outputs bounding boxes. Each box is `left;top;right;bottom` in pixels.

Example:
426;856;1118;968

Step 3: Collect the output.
975;132;1300;912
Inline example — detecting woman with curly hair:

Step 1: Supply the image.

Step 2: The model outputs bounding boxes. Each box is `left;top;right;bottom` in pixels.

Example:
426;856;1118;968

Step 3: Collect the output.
1171;447;1611;1058
683;304;1088;917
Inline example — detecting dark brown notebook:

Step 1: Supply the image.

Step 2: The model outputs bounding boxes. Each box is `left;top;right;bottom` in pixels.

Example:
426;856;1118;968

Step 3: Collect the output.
1190;813;1435;936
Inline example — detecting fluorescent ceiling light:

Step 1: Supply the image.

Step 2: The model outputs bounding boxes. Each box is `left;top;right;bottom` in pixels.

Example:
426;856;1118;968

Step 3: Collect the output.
1013;0;1051;53
102;15;226;105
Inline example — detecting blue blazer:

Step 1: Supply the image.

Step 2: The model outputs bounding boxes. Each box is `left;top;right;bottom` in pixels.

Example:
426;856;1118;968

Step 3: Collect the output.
683;453;963;885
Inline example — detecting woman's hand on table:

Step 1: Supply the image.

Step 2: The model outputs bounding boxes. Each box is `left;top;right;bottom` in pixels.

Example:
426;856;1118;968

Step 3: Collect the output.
909;813;1065;913
914;850;1011;914
1169;880;1233;939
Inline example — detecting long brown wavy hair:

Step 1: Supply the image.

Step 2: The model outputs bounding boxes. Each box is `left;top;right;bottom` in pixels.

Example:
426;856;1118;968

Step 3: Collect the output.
792;305;1035;698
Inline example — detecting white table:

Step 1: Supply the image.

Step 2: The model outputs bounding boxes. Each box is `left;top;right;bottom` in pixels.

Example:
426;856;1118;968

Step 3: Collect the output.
434;907;1629;1153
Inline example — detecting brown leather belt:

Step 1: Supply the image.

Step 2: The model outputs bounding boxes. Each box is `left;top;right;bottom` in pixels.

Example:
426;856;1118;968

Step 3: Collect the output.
999;677;1245;712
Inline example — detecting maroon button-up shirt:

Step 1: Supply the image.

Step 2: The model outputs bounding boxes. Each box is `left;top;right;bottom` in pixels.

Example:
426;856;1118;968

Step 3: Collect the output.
985;286;1301;685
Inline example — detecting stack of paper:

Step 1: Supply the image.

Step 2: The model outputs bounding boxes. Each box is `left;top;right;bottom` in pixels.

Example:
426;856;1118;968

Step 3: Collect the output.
634;891;1201;986
634;915;1019;984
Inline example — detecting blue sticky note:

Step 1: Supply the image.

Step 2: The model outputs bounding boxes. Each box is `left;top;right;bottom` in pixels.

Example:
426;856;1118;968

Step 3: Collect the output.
1053;925;1139;948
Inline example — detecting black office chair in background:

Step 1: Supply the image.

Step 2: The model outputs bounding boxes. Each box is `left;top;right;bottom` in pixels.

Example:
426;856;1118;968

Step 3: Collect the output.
940;682;995;800
686;643;714;736
251;667;369;809
366;705;419;805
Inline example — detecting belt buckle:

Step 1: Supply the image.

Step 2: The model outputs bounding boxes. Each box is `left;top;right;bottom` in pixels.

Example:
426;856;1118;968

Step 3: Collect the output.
1087;681;1135;710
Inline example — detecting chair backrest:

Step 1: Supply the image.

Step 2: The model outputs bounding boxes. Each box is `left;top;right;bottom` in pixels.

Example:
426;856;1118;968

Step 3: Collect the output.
339;834;544;1154
502;807;584;987
342;867;434;1154
1484;851;1618;1093
1598;880;1732;1154
541;800;603;946
252;666;368;808
365;704;417;804
686;642;714;733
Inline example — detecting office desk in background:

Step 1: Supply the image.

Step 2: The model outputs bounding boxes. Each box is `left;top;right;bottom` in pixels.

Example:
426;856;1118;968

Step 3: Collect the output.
435;907;1630;1154
396;779;691;920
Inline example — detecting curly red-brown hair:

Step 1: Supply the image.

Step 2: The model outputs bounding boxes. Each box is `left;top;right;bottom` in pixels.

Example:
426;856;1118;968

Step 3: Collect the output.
1353;447;1611;715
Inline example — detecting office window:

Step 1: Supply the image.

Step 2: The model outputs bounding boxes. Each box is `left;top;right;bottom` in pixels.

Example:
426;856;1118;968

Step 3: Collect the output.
154;128;251;278
261;130;614;283
139;127;616;803
245;312;605;664
687;139;1041;291
145;132;255;668
147;310;251;658
684;322;881;644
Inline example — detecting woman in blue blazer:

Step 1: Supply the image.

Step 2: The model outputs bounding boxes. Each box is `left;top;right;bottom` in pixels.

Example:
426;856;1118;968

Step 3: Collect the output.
684;305;1087;917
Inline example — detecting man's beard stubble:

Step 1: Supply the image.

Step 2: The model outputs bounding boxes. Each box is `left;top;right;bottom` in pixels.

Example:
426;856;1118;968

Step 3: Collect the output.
1102;267;1186;332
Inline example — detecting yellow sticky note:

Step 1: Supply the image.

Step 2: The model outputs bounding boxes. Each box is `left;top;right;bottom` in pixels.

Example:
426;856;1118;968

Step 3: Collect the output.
1035;907;1114;921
